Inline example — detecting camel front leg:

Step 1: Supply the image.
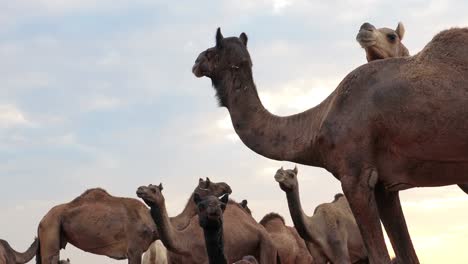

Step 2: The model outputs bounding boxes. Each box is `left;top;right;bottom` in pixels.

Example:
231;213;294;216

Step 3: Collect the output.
340;167;391;264
258;233;278;264
128;255;142;264
375;186;419;264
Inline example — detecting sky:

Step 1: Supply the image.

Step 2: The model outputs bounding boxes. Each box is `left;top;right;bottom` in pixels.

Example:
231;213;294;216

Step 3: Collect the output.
1;0;468;263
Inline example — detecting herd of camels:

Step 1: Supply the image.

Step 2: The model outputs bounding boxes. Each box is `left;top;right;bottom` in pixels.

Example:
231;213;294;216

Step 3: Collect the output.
2;21;468;264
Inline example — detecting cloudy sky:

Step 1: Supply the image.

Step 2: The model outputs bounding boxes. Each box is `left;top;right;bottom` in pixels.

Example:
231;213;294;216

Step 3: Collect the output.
1;0;468;263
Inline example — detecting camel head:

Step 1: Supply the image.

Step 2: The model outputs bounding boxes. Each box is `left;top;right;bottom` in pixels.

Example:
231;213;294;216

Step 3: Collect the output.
274;166;299;192
356;22;409;62
192;27;252;107
194;193;229;229
59;259;70;264
196;177;232;200
136;183;164;207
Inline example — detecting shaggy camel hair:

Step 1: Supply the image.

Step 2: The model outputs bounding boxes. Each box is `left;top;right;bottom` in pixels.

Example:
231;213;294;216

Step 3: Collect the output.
259;213;313;264
193;27;468;263
0;238;38;264
275;166;367;264
193;193;230;264
136;183;278;264
356;22;409;61
141;178;231;264
36;188;157;264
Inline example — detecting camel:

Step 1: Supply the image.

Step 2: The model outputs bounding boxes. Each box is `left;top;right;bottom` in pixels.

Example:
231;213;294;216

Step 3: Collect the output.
36;188;157;264
259;213;313;264
356;22;409;62
58;259;70;264
141;177;231;264
142;241;167;264
356;22;468;197
275;166;367;263
192;27;468;263
233;256;259;264
0;238;38;264
193;193;230;264
136;183;278;264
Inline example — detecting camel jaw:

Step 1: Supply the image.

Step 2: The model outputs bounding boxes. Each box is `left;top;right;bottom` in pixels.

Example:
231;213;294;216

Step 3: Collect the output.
274;172;286;183
192;63;204;78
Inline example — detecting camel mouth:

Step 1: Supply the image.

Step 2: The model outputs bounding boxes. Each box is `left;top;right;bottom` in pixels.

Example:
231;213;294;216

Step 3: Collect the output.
192;63;204;78
356;32;377;48
136;189;147;198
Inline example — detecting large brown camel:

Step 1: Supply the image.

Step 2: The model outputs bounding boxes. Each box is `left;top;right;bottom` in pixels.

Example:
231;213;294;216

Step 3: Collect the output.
192;27;468;263
356;22;409;61
136;183;278;264
275;166;367;264
142;177;231;264
259;213;313;264
36;188;158;264
0;238;38;264
193;193;230;264
356;22;468;196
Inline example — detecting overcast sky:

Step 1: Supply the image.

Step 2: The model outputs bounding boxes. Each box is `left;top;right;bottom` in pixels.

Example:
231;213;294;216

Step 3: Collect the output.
1;0;468;263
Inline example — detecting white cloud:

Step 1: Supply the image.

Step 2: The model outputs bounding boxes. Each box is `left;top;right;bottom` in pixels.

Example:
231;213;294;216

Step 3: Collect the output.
0;104;29;128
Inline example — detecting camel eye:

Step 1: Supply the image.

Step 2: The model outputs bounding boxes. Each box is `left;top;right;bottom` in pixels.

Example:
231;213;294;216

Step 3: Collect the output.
387;34;397;41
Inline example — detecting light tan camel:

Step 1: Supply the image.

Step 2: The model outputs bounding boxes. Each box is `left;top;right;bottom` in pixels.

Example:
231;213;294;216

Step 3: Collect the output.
275;166;367;264
0;238;38;264
141;178;231;264
356;22;409;62
259;213;313;264
193;27;468;263
36;188;157;264
142;241;167;264
58;258;70;264
233;256;259;264
136;183;278;264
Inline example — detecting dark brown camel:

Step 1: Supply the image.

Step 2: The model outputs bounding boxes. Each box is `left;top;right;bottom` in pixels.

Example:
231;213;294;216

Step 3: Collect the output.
0;238;38;264
356;22;409;61
193;193;230;264
136;183;278;264
193;27;468;264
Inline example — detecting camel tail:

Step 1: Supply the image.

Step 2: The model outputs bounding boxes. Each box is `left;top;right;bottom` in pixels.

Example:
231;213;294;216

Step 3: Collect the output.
35;238;42;264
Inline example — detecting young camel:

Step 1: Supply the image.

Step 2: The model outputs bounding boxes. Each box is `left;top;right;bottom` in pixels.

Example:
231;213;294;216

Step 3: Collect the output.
193;27;468;263
275;166;367;264
260;213;313;264
142;178;232;264
356;22;409;62
193;194;262;264
136;183;278;264
0;238;38;264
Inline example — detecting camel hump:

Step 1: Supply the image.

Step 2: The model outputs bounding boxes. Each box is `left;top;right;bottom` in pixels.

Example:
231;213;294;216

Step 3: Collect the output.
259;212;285;226
70;188;111;203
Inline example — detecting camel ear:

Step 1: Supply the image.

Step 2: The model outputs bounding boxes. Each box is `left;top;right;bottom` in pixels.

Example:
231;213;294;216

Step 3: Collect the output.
293;165;298;174
216;27;224;49
241;199;248;207
199;178;203;183
280;166;284;171
158;183;163;191
239;32;248;46
206;177;211;186
396;22;405;40
67;259;70;262
193;193;202;204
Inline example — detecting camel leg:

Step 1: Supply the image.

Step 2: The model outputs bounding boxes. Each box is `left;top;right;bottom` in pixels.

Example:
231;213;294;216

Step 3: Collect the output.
340;167;391;264
307;243;327;264
375;186;419;264
128;254;142;264
258;233;278;264
38;222;61;264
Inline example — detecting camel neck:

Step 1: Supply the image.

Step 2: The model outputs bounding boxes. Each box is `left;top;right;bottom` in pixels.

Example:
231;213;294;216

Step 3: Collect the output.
215;66;327;166
203;226;227;264
149;204;188;255
286;188;316;243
